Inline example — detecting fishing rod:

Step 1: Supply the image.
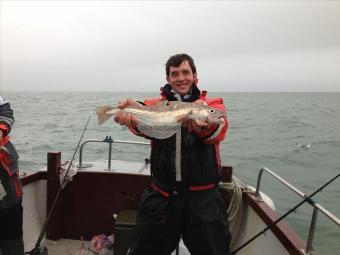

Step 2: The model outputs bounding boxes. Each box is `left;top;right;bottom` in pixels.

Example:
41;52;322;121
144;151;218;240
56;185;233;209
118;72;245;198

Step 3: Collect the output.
231;171;340;255
25;111;93;255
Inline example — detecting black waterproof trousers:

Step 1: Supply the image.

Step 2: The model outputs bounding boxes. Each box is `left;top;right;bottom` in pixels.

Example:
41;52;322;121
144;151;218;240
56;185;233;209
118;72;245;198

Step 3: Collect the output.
128;186;231;255
0;203;24;255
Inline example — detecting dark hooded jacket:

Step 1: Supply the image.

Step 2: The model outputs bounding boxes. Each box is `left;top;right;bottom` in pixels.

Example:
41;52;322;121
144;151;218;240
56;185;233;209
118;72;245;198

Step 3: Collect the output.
133;84;228;188
0;98;22;209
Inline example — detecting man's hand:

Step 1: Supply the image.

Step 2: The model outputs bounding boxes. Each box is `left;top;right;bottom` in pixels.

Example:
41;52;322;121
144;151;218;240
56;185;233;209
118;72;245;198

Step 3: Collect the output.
113;99;139;128
182;119;209;133
182;99;210;133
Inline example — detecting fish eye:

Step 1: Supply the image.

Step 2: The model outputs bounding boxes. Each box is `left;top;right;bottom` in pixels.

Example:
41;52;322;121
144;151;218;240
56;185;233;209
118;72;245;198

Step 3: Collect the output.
209;109;215;113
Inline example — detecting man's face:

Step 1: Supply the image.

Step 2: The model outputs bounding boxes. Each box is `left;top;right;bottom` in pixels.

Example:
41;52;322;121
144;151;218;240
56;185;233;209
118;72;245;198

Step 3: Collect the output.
167;60;197;96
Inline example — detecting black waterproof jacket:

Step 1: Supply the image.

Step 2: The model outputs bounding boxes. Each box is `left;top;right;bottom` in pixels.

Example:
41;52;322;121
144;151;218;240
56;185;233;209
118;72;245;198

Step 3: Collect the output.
0;97;22;209
132;85;228;188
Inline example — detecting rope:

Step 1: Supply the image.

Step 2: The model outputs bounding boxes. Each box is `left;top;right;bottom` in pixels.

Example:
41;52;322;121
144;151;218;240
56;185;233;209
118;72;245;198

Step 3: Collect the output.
231;172;340;254
219;179;243;250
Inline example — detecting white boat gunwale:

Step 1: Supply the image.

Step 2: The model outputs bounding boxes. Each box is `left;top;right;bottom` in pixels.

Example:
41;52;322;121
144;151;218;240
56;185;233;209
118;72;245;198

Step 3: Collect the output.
21;151;311;255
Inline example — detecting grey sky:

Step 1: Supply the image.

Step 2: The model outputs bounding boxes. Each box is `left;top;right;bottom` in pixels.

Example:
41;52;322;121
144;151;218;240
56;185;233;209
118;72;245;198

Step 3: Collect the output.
1;1;340;92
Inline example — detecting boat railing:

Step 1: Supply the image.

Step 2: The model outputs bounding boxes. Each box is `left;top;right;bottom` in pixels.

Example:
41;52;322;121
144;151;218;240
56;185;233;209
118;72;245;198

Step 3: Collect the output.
78;136;150;171
255;167;340;254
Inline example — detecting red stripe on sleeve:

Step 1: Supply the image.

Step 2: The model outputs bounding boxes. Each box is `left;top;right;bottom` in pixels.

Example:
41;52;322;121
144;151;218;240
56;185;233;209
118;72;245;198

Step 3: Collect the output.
0;123;9;137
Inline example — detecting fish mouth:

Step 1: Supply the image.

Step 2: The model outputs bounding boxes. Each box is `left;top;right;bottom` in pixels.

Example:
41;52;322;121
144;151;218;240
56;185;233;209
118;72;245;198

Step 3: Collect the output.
215;114;225;120
208;115;225;124
214;119;224;124
214;115;225;124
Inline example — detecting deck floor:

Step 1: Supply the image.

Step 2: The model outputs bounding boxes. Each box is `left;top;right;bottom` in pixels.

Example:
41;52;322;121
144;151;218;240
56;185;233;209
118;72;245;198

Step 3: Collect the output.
43;239;91;255
41;238;189;255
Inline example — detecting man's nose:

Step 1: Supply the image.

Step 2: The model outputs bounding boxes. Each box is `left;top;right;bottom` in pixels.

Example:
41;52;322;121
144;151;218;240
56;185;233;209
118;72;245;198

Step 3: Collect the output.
177;73;185;80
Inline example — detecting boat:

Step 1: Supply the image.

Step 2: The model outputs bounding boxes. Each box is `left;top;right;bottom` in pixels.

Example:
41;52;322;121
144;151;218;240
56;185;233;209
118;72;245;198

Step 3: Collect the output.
20;136;340;255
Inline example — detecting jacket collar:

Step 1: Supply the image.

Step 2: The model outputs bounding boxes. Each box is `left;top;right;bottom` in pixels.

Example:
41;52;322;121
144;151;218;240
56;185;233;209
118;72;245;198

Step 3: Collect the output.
160;83;201;102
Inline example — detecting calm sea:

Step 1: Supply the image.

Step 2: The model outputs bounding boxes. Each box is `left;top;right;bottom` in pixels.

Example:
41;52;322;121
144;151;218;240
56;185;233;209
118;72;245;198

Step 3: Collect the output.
2;91;340;254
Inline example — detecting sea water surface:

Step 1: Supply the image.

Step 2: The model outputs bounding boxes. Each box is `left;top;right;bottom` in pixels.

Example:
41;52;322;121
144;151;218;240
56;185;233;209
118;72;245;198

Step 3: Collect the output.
2;91;340;254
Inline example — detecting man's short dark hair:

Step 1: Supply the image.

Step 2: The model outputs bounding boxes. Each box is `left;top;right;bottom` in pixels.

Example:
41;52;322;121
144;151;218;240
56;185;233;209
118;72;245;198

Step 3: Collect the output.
166;53;197;76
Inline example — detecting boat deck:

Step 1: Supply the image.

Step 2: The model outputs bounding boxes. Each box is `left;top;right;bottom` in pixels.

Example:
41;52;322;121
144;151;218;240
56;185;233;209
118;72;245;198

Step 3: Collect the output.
42;239;90;255
41;238;189;255
22;152;324;255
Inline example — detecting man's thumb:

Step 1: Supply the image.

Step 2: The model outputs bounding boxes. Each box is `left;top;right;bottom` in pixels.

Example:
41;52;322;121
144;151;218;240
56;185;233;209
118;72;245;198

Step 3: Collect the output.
118;100;128;109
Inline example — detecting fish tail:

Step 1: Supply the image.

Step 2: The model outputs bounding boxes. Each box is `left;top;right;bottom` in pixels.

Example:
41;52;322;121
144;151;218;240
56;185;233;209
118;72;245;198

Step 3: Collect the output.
96;106;117;125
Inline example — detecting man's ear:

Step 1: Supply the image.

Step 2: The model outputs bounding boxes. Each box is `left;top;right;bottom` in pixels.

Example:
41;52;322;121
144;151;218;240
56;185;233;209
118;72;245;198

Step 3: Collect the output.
194;74;198;85
166;76;170;83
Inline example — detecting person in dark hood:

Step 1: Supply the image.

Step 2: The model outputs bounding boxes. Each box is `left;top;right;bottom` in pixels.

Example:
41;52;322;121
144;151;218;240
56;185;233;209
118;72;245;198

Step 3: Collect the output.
114;54;231;255
0;96;24;255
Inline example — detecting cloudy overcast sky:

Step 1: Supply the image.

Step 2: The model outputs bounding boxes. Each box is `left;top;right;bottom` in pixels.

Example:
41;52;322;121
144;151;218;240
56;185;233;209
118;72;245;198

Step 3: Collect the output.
1;0;339;92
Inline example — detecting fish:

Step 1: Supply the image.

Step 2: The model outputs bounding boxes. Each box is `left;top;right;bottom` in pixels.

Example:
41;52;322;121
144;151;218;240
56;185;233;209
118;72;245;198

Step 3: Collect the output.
96;101;226;139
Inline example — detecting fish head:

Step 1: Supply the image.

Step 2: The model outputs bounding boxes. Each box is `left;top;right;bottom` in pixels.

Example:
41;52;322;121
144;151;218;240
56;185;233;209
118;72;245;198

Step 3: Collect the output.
205;107;226;124
192;105;226;124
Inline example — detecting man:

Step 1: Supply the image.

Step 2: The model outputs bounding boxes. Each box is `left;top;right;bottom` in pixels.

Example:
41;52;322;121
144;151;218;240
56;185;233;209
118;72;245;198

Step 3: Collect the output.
115;54;231;255
0;96;24;255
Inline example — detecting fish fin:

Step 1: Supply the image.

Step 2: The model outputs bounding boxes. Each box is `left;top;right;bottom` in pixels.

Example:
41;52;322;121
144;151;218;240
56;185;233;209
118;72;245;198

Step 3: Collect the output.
167;101;183;105
175;114;189;123
133;102;148;109
96;106;115;125
154;100;169;107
